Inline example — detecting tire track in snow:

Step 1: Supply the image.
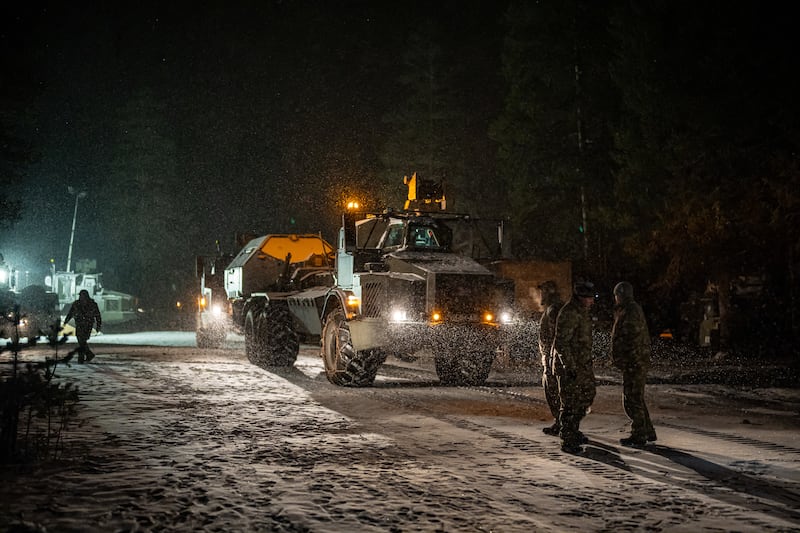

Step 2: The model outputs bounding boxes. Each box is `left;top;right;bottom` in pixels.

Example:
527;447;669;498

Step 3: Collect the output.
373;386;800;531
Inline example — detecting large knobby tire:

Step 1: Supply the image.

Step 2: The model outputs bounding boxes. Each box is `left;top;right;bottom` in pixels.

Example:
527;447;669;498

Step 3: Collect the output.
260;304;299;366
244;309;266;365
321;308;385;387
434;351;495;386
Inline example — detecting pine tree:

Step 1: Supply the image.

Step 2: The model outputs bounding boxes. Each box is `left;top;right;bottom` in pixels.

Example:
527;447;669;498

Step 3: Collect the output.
379;19;467;209
609;1;800;353
491;1;617;265
101;88;183;303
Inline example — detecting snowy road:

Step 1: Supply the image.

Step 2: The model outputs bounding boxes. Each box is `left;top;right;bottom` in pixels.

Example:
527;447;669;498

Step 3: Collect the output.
2;333;799;532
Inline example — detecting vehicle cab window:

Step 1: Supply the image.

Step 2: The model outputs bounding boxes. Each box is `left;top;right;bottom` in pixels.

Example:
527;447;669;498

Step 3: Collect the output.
411;226;439;248
381;224;405;249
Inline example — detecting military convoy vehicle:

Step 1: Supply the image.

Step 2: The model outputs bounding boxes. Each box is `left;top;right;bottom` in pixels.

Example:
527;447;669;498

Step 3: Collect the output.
222;234;335;366
306;175;516;386
200;175;516;387
194;233;335;358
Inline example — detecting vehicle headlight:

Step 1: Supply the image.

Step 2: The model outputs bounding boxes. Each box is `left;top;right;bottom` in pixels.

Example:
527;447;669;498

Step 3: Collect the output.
390;308;408;322
211;304;222;317
500;311;514;324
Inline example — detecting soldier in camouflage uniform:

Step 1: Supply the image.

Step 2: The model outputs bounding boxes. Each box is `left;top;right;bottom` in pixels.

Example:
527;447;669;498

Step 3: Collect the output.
611;281;657;447
537;281;563;436
552;281;597;453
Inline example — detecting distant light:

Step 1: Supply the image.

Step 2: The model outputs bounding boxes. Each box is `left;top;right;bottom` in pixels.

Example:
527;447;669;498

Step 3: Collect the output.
431;311;442;322
176;301;182;309
390;308;407;322
211;304;222;316
346;201;360;210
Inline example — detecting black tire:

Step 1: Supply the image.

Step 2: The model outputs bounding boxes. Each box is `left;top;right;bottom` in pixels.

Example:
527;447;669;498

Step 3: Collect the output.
260;304;299;366
244;309;266;365
321;308;385;387
434;351;494;386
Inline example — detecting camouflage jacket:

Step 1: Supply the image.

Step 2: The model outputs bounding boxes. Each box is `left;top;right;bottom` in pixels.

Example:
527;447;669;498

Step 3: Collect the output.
552;297;594;380
538;302;561;369
611;299;651;369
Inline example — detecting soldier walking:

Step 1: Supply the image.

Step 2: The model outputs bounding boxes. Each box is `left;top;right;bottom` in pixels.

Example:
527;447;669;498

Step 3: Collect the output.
552;281;597;453
64;289;102;363
537;281;563;436
611;281;657;447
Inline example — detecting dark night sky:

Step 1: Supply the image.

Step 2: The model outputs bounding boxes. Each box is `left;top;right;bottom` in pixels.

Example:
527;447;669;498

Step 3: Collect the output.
1;1;507;297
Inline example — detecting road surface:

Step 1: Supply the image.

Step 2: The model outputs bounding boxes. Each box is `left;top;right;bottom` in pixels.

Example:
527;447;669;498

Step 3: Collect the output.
1;333;799;532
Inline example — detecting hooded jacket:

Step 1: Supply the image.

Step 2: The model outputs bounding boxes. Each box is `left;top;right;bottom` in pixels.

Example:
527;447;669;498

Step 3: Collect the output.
611;291;651;369
551;296;594;381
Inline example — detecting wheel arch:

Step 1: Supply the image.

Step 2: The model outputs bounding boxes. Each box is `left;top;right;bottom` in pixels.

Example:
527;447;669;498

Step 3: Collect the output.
241;294;269;323
321;289;348;322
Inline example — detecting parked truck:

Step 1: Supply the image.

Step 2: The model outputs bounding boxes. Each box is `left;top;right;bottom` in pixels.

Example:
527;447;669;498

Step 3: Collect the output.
215;174;516;387
0;258;61;345
195;243;235;348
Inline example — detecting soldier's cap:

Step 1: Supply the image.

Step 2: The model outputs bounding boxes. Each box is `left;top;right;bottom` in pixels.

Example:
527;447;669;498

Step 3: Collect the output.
573;281;596;298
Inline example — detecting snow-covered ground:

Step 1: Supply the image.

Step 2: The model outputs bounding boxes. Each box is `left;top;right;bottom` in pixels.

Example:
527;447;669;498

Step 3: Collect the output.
1;333;799;532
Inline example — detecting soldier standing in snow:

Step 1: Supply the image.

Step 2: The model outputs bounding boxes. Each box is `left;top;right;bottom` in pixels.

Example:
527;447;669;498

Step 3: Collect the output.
537;280;563;436
64;289;102;363
552;281;597;454
611;281;657;447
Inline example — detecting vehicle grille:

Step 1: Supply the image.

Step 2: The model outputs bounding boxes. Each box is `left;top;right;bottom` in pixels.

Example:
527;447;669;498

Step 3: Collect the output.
361;281;384;317
433;274;495;315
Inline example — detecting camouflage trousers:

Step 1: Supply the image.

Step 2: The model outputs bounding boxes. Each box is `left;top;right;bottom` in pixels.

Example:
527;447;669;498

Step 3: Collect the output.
622;365;654;439
557;372;596;446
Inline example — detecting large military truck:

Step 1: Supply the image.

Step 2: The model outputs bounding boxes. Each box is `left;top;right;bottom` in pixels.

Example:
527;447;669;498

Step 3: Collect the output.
218;234;336;365
285;174;516;387
214;175;515;387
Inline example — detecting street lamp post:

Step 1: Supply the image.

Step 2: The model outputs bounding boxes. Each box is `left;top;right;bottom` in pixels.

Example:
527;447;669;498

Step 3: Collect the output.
66;186;87;273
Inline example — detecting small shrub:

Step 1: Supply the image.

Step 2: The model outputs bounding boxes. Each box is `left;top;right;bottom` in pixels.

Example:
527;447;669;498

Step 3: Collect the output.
0;320;79;464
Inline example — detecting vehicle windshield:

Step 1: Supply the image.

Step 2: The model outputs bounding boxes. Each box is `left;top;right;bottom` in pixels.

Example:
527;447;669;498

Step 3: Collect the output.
409;225;441;248
380;220;451;251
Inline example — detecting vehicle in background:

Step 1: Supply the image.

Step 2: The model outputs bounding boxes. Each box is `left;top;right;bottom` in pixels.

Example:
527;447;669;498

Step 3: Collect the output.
194;243;235;348
0;258;61;344
48;271;140;328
